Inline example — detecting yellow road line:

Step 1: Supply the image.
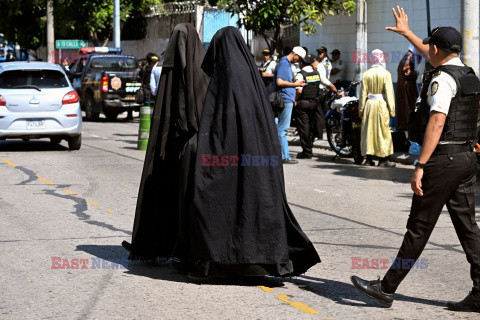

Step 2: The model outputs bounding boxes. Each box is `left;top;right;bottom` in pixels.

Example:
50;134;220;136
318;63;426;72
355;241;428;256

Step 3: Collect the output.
2;157;113;213
36;175;57;186
258;286;275;293
277;294;319;315
1;159;18;167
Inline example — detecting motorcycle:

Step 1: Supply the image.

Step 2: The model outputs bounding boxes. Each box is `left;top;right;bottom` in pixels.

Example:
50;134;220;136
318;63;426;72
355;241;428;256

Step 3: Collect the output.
324;81;364;165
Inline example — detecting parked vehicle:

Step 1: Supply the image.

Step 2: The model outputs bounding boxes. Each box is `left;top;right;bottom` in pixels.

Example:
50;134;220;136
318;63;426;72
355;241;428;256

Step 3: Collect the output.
0;62;82;150
68;47;142;121
325;81;363;164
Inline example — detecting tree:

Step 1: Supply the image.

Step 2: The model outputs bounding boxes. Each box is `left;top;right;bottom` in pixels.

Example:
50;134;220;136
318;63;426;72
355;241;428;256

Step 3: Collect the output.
218;0;356;52
0;0;46;51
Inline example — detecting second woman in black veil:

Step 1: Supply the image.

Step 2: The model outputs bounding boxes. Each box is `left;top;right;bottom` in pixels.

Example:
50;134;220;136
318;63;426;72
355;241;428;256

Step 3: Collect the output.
124;24;320;279
185;27;320;278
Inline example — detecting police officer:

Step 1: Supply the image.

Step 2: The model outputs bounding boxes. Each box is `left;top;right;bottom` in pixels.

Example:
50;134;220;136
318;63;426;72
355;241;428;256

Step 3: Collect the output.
329;49;345;87
295;54;340;158
316;46;332;80
351;7;480;312
259;49;277;94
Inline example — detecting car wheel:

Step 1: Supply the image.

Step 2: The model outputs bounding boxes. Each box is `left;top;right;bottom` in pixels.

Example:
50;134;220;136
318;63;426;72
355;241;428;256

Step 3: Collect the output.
68;134;81;150
85;95;100;121
104;110;119;121
50;137;62;144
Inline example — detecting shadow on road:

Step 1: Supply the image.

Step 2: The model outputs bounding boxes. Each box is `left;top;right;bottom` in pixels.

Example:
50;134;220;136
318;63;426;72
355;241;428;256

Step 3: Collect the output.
290;275;447;308
75;244;285;287
0;140;69;152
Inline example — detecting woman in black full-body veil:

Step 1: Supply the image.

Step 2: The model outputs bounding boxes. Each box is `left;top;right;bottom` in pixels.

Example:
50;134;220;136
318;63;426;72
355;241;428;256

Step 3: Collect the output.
123;23;209;260
186;27;320;277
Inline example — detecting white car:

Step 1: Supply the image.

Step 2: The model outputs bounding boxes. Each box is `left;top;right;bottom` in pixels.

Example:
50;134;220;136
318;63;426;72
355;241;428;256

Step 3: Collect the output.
0;62;82;150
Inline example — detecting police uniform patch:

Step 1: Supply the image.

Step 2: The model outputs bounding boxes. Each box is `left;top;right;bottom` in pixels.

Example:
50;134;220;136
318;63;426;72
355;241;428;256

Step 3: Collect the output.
431;81;439;96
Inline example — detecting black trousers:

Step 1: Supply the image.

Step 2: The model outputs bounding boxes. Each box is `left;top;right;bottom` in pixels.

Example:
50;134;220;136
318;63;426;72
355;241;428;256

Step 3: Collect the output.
314;90;328;140
296;100;318;156
382;150;480;294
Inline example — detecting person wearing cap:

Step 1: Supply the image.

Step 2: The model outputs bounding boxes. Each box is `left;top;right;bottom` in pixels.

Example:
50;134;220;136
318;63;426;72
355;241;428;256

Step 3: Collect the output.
329;49;345;86
295;54;341;159
149;56;162;98
316;46;332;80
273;46;307;164
351;6;480;312
259;49;277;93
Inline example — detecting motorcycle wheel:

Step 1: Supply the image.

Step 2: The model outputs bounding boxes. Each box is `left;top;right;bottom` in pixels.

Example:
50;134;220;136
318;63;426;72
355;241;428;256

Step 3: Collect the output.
326;116;353;157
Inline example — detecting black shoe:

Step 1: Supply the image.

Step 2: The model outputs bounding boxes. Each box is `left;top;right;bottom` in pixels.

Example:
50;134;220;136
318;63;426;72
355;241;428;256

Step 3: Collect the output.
282;159;298;164
350;276;395;308
121;240;132;252
446;291;480;312
296;152;312;159
363;159;375;166
378;159;396;167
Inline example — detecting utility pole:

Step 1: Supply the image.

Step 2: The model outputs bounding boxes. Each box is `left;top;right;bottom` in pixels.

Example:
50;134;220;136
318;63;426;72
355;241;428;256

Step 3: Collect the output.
355;0;367;95
461;0;479;75
113;0;121;48
46;0;54;62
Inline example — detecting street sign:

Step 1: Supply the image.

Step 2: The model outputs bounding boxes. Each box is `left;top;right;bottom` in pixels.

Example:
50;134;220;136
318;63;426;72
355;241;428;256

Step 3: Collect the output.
55;40;88;49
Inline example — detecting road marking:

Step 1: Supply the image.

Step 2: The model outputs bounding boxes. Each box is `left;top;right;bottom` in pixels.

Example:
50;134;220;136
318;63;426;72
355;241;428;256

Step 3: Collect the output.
277;294;319;315
257;286;329;318
258;286;275;292
36;176;57;186
3;158;115;214
314;189;326;193
1;159;18;167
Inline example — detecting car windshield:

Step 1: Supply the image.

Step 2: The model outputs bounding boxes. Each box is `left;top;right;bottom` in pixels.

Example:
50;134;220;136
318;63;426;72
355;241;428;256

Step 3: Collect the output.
0;70;69;89
89;57;138;71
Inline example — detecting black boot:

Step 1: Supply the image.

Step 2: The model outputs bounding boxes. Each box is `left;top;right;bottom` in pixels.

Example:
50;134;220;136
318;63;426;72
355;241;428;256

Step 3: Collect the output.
121;240;132;252
363;155;375;166
446;291;480;312
351;276;395;308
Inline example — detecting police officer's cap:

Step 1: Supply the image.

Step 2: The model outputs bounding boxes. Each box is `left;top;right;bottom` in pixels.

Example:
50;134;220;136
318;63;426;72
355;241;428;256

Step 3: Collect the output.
262;49;271;55
422;27;462;53
303;54;317;65
316;46;328;53
331;49;340;55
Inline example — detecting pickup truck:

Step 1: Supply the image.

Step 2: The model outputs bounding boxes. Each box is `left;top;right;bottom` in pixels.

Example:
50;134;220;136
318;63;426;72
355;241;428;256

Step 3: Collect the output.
68;51;142;121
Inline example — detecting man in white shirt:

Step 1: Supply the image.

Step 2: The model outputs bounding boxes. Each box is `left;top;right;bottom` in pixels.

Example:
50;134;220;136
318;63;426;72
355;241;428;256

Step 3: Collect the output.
150;63;162;98
329;49;345;85
317;46;332;80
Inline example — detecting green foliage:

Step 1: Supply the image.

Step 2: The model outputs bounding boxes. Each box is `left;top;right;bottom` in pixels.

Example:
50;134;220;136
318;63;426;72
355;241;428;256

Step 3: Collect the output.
0;0;162;49
0;0;46;50
218;0;356;51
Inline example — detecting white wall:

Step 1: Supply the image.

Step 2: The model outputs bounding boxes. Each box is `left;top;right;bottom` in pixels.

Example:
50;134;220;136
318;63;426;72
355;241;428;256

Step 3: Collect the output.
300;0;464;83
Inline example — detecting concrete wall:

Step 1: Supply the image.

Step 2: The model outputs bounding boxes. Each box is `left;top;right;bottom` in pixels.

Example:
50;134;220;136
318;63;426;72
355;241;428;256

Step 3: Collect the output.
300;0;466;83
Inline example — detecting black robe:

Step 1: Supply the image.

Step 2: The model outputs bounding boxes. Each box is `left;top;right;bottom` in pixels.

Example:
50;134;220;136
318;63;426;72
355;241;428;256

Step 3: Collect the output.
128;23;209;260
187;27;320;276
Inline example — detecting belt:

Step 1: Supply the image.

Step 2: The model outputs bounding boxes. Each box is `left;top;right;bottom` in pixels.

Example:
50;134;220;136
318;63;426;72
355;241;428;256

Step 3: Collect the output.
432;142;474;155
367;94;384;100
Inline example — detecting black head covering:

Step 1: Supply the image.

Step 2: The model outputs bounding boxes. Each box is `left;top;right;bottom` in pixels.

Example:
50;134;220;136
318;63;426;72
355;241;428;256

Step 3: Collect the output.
127;23;209;260
188;27;320;276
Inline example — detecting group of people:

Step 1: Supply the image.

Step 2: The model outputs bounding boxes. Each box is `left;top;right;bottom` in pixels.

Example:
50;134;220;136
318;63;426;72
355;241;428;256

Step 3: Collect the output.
260;46;345;163
122;5;480;314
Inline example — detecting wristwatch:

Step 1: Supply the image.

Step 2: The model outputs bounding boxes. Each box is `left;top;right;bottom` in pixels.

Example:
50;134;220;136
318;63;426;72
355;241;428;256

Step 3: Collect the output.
413;160;426;169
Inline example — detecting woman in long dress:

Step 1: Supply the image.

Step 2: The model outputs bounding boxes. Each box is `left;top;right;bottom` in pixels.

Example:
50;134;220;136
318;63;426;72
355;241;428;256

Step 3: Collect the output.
359;49;396;167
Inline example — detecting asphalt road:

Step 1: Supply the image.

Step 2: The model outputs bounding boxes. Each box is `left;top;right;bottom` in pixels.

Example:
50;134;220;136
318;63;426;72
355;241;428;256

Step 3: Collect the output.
1;113;479;320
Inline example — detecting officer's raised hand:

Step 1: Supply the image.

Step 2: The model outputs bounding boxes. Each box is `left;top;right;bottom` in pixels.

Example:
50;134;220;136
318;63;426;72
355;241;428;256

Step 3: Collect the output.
385;6;410;36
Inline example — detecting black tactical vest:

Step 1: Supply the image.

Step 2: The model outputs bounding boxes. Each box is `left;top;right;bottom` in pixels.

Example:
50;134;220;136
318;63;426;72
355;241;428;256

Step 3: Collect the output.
409;64;480;144
299;69;321;100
